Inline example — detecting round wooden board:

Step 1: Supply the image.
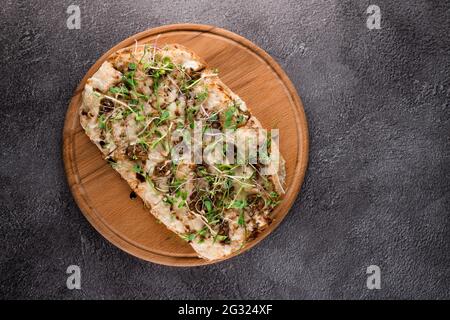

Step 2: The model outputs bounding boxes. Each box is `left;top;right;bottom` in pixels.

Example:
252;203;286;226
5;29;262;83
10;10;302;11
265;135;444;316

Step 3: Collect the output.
63;24;309;266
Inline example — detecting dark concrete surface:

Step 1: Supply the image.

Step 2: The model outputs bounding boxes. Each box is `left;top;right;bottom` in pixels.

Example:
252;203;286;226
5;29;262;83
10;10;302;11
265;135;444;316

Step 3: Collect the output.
0;0;449;299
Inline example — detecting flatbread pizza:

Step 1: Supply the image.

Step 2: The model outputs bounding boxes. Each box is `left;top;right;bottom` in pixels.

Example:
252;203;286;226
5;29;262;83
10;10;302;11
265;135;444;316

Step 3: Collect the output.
79;42;286;260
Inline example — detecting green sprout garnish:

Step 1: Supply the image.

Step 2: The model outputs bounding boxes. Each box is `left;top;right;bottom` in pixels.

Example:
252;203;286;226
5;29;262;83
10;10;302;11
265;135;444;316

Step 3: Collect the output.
132;164;144;175
238;211;245;227
181;78;202;93
128;62;137;71
98;114;107;129
157;110;170;125
109;86;129;96
195;89;209;102
181;233;195;242
224;105;237;130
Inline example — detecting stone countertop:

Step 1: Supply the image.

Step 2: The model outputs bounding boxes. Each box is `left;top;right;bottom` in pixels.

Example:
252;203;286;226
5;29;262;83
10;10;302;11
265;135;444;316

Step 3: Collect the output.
0;0;449;299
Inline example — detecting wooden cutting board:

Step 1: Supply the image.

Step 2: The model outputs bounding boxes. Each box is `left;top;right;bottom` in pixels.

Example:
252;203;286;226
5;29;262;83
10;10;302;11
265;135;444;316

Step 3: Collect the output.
63;24;309;266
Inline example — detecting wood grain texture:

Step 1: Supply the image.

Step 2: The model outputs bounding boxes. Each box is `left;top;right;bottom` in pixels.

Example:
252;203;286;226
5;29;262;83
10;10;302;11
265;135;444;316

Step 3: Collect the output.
63;24;309;266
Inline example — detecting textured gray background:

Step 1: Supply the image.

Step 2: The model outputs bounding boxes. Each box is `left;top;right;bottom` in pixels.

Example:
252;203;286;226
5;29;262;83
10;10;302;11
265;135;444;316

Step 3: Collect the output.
0;0;449;299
